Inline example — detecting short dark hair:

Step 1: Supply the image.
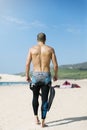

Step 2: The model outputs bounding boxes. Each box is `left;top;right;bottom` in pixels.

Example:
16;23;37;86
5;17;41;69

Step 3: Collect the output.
37;32;46;42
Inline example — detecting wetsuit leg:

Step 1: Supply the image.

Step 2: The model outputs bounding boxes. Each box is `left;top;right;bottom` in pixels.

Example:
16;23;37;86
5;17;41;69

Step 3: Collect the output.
41;84;50;119
32;85;40;116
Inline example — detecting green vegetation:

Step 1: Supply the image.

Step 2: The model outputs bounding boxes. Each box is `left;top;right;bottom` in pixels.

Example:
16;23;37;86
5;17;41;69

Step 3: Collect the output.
60;62;87;70
51;62;87;79
58;68;87;79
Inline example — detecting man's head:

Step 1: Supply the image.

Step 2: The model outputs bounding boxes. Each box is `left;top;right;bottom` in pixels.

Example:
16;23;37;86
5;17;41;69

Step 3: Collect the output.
37;32;46;43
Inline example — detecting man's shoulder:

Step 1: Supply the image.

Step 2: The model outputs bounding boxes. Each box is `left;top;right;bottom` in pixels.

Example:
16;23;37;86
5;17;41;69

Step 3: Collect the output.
30;45;39;50
29;45;40;54
30;44;54;52
45;45;54;51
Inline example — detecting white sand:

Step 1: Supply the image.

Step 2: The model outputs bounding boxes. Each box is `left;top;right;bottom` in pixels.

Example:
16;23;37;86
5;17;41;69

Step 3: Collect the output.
0;74;87;130
0;74;26;82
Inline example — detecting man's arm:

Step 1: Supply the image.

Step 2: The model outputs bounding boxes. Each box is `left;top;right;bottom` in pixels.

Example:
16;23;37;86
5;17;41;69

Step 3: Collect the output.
51;48;58;81
26;49;32;82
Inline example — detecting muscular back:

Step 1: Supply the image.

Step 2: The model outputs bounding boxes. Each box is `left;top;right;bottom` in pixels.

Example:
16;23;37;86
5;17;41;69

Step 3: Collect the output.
30;44;53;72
26;34;58;81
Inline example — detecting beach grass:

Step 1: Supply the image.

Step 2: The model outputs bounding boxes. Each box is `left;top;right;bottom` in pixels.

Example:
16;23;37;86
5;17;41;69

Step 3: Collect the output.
58;68;87;79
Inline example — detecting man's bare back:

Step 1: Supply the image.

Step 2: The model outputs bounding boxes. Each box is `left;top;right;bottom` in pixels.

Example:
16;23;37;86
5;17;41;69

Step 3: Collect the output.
30;44;53;72
26;33;58;82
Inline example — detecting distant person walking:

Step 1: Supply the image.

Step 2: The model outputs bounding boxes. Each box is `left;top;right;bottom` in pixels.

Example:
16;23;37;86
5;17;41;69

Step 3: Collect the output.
26;32;58;127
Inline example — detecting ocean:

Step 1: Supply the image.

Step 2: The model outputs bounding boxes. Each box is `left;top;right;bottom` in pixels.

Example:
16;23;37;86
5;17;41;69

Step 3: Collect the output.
0;82;28;86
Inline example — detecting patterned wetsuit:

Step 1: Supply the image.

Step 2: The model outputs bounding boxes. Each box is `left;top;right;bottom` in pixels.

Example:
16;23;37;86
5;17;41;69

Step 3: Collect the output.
31;72;51;119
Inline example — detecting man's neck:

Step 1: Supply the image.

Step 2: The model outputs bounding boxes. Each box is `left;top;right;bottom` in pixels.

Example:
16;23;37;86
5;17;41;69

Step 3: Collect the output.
38;41;45;46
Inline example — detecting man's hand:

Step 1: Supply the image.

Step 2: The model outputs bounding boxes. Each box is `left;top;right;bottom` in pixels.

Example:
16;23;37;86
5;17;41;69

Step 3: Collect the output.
53;75;58;81
26;76;31;82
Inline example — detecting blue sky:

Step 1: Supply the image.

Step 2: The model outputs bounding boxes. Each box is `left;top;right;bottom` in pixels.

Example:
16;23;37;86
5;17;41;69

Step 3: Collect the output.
0;0;87;74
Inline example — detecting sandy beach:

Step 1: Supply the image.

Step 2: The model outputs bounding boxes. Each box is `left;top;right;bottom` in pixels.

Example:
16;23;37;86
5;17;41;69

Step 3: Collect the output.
0;74;87;130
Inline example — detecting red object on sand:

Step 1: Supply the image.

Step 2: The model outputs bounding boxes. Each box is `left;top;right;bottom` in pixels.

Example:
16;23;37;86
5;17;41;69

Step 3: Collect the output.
63;81;71;85
72;84;81;88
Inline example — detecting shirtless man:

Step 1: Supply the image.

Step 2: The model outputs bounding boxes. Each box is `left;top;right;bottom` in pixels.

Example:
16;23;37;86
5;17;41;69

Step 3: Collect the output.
26;32;58;127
